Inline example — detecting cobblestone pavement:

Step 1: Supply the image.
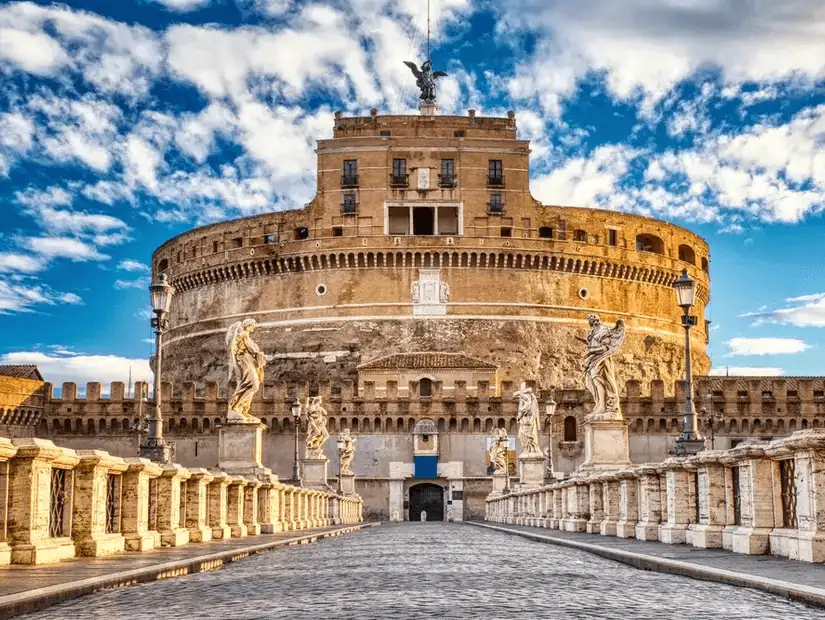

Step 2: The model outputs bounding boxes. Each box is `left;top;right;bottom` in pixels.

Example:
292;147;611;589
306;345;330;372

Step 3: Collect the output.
20;523;824;620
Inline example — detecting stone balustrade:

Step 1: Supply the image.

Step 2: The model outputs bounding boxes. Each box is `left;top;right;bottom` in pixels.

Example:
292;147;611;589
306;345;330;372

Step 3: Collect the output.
486;430;825;563
0;436;363;565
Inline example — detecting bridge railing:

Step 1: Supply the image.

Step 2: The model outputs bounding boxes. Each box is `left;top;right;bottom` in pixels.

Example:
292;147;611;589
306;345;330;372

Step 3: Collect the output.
0;435;362;566
486;430;825;563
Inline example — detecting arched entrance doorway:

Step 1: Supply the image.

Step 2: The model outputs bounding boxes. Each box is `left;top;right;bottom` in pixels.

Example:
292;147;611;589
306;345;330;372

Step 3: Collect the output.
409;483;444;521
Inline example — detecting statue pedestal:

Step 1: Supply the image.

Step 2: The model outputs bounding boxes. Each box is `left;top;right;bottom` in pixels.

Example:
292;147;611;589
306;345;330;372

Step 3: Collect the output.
419;101;438;116
578;419;631;474
488;472;509;498
339;472;356;496
302;457;331;491
517;454;545;489
219;420;266;476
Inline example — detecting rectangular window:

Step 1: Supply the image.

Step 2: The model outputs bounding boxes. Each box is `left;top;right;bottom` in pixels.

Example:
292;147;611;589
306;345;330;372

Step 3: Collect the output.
500;227;512;237
440;159;456;187
342;193;357;214
488;159;504;186
233;237;243;248
391;158;407;186
212;241;220;253
437;207;459;235
608;229;618;246
488;193;503;213
380;130;391;136
332;226;343;237
342;159;358;186
263;233;277;244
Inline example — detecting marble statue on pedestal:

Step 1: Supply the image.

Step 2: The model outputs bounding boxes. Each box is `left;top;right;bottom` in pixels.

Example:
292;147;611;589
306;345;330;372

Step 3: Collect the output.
514;384;543;457
339;428;356;475
579;314;626;420
226;318;266;422
489;427;509;474
305;396;330;458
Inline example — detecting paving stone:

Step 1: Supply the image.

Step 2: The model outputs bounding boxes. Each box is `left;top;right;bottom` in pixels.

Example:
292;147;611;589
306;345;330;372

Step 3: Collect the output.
18;524;824;620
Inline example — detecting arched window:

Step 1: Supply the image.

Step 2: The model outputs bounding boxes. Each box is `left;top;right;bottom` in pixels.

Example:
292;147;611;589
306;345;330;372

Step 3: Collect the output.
701;256;709;272
419;378;433;398
563;416;577;442
157;258;169;271
636;233;665;255
538;226;553;239
678;244;696;265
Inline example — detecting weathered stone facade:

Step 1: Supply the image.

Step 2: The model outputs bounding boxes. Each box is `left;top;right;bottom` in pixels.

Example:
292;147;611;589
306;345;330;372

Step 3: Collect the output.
151;111;710;393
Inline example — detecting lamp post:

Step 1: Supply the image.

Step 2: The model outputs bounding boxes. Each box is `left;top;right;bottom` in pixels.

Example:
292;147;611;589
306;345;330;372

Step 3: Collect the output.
673;269;705;456
131;382;149;455
336;434;344;495
291;398;302;485
544;396;558;482
140;274;175;463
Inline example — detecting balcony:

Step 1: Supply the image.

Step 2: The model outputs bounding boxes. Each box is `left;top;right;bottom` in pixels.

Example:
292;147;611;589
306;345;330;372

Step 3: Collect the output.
438;173;457;188
487;174;505;187
341;174;359;188
389;173;409;188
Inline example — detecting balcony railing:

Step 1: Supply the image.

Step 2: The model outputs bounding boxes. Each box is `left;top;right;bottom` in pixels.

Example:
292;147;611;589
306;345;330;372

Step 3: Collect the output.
341;201;358;215
389;173;409;188
488;200;504;214
487;174;505;187
438;173;457;188
341;174;359;187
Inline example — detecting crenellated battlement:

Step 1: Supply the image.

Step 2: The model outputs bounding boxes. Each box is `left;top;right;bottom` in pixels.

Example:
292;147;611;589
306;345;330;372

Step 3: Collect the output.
35;376;825;441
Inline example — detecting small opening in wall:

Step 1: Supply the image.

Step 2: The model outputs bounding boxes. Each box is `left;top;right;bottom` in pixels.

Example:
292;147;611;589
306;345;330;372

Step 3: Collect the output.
316;284;327;296
294;227;309;240
422;434;430;442
500;227;512;237
538;226;553;239
332;226;343;237
578;288;589;299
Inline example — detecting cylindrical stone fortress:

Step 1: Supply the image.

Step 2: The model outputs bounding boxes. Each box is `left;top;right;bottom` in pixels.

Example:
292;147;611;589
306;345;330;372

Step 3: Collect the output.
153;111;710;392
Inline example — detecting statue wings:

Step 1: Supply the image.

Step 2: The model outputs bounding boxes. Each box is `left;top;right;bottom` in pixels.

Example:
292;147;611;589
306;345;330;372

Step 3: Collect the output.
606;319;626;356
432;70;448;78
403;61;421;78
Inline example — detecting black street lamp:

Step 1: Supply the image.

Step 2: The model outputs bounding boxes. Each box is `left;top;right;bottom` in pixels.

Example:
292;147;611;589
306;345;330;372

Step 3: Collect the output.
291;398;302;485
673;269;705;456
140;274;175;463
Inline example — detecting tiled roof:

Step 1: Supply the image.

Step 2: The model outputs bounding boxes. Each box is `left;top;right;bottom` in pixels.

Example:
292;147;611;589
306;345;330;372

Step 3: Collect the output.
0;365;44;380
357;352;498;371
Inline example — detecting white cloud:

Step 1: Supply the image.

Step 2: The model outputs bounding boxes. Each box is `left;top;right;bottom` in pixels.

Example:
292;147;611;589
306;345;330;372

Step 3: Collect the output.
0;253;46;274
17;187;129;238
150;0;211;11
724;337;811;357
0;27;70;75
25;237;109;261
118;259;150;272
500;0;825;108
708;367;785;377
114;278;150;290
0;281;82;313
0;350;151;390
742;293;825;328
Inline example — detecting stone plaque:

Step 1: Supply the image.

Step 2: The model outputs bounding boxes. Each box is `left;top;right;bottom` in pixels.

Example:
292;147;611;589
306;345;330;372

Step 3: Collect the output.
411;269;449;316
417;167;430;190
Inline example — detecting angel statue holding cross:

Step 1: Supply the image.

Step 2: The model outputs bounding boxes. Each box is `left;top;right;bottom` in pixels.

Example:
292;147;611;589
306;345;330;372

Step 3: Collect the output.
403;59;447;103
578;314;626;421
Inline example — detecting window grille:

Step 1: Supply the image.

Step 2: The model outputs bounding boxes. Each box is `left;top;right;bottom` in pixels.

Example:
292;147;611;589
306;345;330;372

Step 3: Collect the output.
341;160;359;186
779;459;798;529
179;481;188;529
49;468;68;538
731;467;741;526
148;478;158;531
488;193;503;213
106;474;119;534
439;159;456;187
342;193;357;214
390;159;408;186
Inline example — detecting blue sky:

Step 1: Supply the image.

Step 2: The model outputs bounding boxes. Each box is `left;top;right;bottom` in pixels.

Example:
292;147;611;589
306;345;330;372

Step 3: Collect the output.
1;0;825;389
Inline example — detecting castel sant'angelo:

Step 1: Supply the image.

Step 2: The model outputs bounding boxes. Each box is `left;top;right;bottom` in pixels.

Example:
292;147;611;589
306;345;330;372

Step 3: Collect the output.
13;70;825;522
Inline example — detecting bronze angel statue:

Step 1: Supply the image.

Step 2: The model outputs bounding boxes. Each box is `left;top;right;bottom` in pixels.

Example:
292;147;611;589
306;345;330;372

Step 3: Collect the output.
403;59;447;103
579;314;626;419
